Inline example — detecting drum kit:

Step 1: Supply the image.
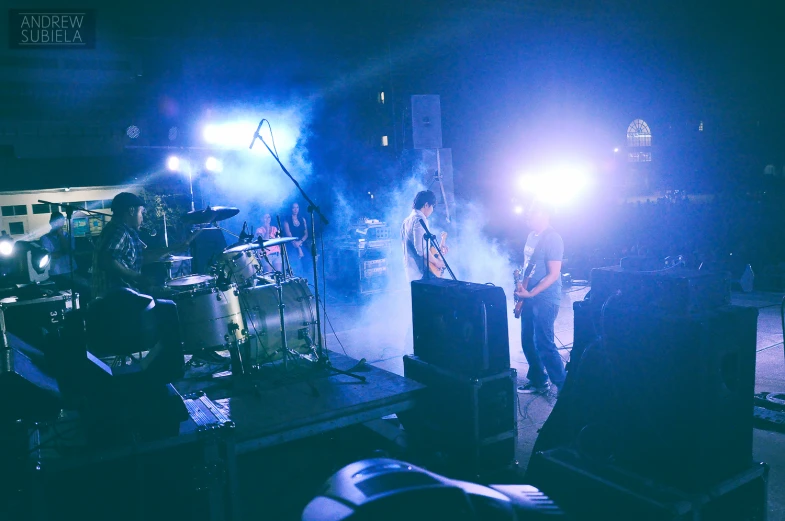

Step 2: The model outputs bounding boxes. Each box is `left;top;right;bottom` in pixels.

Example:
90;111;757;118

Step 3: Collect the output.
150;205;316;373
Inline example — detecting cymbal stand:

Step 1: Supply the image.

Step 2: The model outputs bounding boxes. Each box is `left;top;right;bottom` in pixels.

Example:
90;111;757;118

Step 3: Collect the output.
276;215;294;279
272;270;293;370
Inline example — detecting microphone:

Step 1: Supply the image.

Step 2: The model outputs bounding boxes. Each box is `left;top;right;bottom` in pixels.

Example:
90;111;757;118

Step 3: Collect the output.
249;119;264;149
275;215;283;238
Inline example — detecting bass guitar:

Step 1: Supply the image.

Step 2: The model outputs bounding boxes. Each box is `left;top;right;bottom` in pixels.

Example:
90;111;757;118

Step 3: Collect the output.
513;262;536;319
429;232;448;277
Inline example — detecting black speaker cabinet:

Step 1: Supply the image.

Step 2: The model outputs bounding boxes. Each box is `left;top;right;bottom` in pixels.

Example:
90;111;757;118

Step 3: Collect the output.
410;95;443;150
411;278;510;377
537;303;758;491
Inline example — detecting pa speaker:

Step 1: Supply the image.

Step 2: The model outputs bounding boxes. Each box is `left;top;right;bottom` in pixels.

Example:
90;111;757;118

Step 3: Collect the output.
532;303;757;491
411;95;443;150
411;278;509;377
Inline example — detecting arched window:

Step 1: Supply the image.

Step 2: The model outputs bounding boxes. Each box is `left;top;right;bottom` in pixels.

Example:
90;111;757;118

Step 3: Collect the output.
627;119;652;148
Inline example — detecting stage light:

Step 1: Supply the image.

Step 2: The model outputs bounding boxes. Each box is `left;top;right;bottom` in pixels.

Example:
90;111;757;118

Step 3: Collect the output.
202;118;299;153
514;206;523;214
614;147;619;153
205;156;222;172
126;125;140;139
517;166;591;207
30;245;50;273
0;238;14;257
166;155;180;172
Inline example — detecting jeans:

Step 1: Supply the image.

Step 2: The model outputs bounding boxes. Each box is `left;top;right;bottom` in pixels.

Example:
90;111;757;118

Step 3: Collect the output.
520;298;566;389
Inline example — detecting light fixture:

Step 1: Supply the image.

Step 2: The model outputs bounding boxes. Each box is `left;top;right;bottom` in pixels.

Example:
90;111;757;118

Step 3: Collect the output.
166;155;180;172
514;205;523;214
205;156;222;172
126;125;140;139
613;147;619;153
0;237;14;256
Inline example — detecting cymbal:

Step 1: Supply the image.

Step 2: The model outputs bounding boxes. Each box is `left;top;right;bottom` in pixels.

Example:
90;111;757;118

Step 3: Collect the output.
262;237;298;248
154;254;193;263
182;206;240;225
223;236;297;254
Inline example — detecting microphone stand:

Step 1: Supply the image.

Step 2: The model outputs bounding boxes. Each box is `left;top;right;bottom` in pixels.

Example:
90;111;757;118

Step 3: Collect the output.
420;219;456;281
38;200;109;308
251;125;365;382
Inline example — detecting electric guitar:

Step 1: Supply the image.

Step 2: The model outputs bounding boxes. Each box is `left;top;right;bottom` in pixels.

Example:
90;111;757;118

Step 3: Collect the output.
429;232;448;277
513;262;536;319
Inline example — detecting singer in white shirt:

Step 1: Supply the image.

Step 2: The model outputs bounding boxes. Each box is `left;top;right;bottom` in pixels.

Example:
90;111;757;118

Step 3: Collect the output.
400;190;446;282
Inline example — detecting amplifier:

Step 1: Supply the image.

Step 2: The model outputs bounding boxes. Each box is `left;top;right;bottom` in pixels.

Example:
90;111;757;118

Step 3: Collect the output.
411;278;510;376
0;292;76;349
590;266;730;315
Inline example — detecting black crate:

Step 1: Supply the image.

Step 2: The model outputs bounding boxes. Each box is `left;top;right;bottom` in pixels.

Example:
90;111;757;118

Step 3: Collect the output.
402;354;517;445
14;392;237;521
0;292;76;349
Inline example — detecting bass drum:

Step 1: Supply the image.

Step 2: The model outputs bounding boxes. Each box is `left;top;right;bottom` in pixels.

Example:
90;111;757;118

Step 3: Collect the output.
165;276;244;353
239;278;316;365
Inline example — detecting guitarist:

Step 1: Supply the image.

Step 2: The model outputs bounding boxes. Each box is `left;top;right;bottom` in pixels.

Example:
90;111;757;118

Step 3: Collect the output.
401;190;448;282
514;200;566;395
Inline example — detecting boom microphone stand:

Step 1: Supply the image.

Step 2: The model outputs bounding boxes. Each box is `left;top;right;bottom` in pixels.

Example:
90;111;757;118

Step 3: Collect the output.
250;120;365;382
419;218;456;281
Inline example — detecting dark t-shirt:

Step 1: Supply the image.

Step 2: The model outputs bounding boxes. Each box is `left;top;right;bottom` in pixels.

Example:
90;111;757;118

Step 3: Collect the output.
522;227;564;305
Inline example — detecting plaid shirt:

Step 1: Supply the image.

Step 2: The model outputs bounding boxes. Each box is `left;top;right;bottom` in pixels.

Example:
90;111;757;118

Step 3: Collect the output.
91;220;147;299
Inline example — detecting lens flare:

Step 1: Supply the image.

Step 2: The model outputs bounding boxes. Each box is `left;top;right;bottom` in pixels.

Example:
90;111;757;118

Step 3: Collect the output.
166;156;180;172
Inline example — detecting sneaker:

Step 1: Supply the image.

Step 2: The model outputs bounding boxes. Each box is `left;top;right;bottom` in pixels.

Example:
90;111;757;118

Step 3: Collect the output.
517;382;551;394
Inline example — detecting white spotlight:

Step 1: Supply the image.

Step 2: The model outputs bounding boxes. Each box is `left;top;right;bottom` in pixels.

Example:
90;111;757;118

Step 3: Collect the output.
0;239;14;257
166;155;180;172
613;147;619;153
205;156;222;172
514;206;523;214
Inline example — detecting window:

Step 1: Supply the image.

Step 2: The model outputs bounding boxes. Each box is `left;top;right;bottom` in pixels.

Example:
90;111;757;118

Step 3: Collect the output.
8;222;24;235
14;205;27;215
699;121;704;132
378;91;385;104
628;151;652;163
86;200;103;210
1;206;14;217
381;135;389;147
32;203;51;214
627;119;652;147
103;199;113;209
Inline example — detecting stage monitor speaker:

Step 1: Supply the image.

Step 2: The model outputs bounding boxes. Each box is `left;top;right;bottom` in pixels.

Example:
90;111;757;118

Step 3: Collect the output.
590;266;731;315
411;278;509;377
411;95;443;150
532;303;758;491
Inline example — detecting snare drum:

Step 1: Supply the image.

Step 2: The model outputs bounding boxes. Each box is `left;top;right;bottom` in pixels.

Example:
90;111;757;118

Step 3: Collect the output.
219;251;261;287
165;276;244;353
239;278;316;364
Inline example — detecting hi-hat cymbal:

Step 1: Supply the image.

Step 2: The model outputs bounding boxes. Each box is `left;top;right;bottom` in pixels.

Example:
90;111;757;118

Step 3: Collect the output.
182;206;240;225
223;236;298;254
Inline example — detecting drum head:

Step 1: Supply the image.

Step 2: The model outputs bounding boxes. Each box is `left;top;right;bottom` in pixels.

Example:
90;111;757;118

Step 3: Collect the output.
166;274;215;288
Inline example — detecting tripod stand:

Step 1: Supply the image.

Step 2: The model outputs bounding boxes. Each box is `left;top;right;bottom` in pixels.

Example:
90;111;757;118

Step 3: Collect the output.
250;121;365;382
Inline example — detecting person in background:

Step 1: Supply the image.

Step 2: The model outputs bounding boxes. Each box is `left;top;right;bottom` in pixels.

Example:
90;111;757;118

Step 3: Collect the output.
282;202;311;278
255;212;282;273
40;211;76;290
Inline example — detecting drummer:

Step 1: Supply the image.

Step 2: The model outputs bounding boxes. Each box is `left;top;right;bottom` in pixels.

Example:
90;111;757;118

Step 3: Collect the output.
255;213;283;273
91;192;197;300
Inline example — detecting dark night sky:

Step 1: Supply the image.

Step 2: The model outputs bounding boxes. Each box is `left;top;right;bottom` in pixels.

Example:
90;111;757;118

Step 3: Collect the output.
2;0;784;198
